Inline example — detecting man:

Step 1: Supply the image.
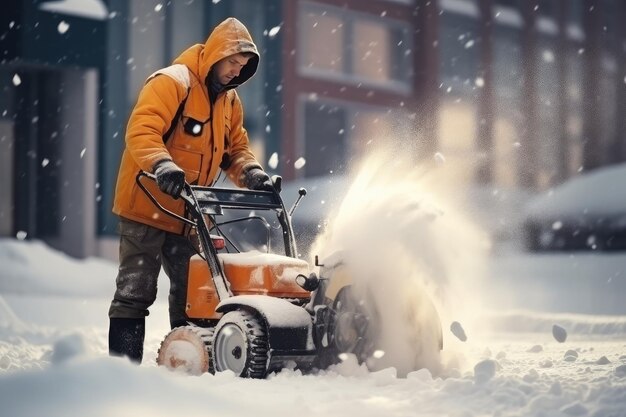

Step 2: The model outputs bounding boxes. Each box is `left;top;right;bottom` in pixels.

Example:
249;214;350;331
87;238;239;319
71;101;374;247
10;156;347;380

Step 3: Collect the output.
109;17;272;363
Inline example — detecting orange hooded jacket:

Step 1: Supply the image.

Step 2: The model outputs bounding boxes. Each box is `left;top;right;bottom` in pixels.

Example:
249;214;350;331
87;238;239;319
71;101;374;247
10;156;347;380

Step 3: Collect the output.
113;18;263;234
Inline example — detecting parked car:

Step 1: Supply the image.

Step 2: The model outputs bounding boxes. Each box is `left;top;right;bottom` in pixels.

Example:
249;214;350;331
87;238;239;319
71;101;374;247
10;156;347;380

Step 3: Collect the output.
523;164;626;252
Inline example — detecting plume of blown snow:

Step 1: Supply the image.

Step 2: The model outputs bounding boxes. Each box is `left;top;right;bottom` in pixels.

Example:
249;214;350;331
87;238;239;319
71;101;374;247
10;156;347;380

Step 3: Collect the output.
310;151;490;376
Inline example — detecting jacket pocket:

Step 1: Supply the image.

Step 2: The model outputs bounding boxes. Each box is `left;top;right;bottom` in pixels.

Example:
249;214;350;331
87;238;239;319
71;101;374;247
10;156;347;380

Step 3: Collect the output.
169;146;202;184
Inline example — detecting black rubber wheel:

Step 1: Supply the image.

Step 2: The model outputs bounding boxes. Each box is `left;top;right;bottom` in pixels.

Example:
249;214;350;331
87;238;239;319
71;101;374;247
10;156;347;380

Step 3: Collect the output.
327;286;379;364
212;310;269;378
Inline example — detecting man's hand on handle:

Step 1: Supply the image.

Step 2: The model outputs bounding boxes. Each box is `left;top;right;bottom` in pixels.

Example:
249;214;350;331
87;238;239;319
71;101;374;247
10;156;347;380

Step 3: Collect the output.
244;167;274;192
153;160;185;198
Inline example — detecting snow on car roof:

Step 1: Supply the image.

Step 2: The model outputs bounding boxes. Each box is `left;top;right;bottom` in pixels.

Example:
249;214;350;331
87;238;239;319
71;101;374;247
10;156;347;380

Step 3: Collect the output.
525;163;626;221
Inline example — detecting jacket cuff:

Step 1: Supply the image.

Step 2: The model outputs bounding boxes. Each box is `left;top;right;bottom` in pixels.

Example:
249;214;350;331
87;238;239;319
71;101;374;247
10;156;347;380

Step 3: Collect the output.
152;158;173;173
241;163;263;175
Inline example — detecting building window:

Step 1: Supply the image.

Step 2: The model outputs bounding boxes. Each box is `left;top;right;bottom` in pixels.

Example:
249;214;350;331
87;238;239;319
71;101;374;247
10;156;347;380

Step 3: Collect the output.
303;101;348;177
492;29;522;187
298;2;413;93
299;96;411;177
439;10;480;92
301;11;345;74
438;99;478;183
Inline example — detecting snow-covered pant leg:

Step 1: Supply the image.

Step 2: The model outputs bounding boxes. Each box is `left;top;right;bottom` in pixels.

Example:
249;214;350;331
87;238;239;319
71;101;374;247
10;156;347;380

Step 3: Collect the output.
108;218;166;319
161;233;196;329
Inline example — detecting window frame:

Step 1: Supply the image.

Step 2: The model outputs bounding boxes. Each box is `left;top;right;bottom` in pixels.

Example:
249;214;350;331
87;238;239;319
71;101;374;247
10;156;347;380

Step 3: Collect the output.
296;93;411;178
297;1;414;94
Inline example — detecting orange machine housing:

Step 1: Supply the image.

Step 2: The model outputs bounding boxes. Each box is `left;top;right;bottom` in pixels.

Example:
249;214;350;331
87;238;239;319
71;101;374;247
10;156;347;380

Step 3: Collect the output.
186;252;311;319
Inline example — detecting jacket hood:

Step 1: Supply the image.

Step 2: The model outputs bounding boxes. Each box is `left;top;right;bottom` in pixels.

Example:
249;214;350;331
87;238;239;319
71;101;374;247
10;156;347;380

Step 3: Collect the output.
173;17;259;88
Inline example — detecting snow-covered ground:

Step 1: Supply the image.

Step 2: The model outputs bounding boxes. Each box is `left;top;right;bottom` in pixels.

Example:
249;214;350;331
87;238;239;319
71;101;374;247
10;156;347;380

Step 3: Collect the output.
2;155;626;417
2;238;626;417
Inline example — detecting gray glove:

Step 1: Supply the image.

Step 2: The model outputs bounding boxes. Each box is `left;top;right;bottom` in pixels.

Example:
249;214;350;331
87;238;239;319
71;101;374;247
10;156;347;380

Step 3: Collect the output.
153;160;185;198
244;167;273;191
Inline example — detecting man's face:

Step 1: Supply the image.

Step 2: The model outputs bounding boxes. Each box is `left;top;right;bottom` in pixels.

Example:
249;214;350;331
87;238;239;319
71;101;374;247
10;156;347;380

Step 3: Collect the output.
213;53;251;85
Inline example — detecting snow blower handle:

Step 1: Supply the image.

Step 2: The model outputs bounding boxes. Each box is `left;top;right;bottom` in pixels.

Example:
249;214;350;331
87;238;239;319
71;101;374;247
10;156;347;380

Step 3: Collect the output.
271;175;282;194
138;171;193;200
135;171;195;226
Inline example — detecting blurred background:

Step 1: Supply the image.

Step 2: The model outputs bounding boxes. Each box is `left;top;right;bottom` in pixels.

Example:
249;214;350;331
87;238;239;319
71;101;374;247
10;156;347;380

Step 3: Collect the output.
1;0;625;261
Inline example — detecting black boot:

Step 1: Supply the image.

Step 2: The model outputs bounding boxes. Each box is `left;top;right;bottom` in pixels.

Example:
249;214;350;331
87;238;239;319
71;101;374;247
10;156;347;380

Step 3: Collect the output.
109;318;145;364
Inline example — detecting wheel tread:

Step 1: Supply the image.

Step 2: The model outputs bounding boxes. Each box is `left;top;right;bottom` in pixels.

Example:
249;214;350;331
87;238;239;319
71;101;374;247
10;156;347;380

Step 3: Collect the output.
213;310;269;378
156;324;215;374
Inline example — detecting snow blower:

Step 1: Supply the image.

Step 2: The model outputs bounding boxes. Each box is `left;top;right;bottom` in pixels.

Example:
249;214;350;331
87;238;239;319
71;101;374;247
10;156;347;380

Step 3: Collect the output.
136;171;442;378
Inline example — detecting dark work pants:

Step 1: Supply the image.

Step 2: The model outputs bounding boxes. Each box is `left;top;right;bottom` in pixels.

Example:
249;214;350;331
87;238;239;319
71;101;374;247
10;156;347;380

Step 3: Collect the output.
108;217;196;329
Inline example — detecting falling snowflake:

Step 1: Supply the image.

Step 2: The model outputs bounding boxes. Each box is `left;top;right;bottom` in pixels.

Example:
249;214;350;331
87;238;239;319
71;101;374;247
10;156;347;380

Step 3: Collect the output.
16;231;27;240
268;25;281;38
475;77;485;87
57;21;69;34
154;4;163;12
42;158;50;168
12;74;21;86
464;39;475;49
542;50;555;63
551;221;563;231
268;152;279;169
587;235;597;250
294;157;306;170
434;152;446;164
80;148;86;158
265;125;271;133
212;0;221;3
